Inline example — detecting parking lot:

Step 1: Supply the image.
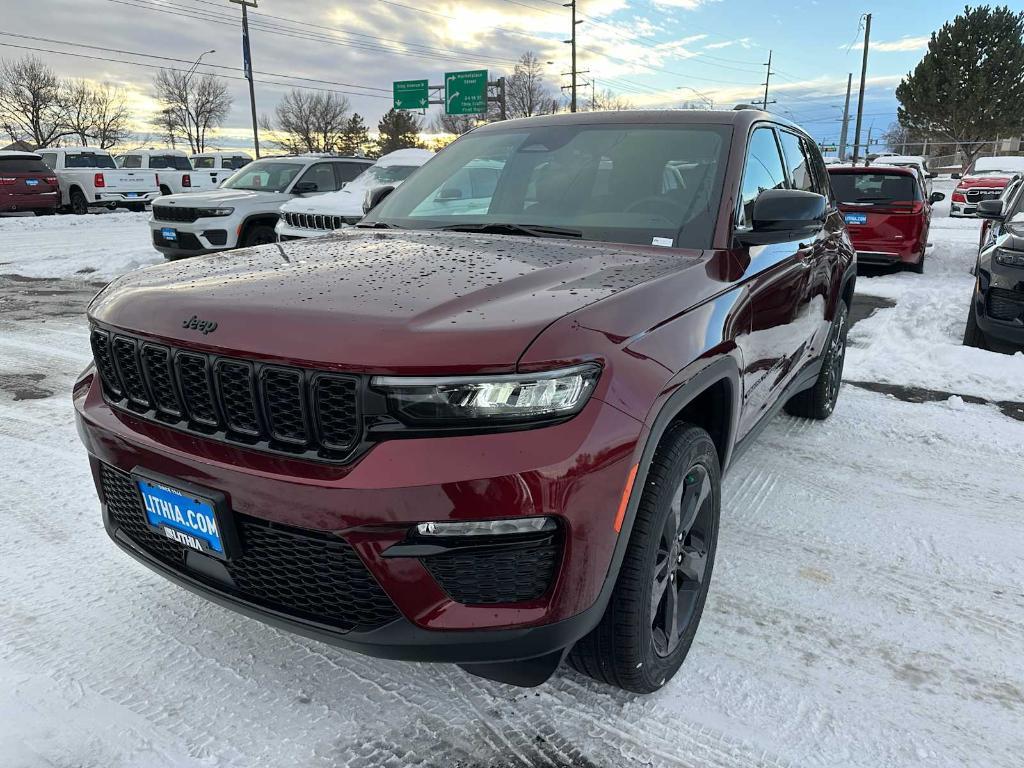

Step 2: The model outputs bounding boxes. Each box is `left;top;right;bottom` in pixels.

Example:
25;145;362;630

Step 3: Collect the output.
0;178;1022;767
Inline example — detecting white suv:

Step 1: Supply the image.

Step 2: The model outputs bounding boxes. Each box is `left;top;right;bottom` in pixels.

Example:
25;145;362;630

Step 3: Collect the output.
149;155;373;259
276;148;433;240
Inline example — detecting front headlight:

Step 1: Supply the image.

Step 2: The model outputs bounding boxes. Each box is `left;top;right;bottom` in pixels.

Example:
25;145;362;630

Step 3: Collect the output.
994;247;1024;267
198;207;234;217
371;364;601;427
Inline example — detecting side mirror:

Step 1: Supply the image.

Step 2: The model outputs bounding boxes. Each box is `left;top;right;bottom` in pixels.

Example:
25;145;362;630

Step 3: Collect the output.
736;189;827;246
929;191;946;204
363;185;395;215
951;172;961;180
976;199;1004;219
436;187;464;201
927;172;938;179
293;181;319;194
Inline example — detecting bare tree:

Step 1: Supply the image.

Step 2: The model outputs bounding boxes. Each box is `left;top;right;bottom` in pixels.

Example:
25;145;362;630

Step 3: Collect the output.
153;69;231;153
0;55;68;147
505;52;556;119
155;106;179;150
431;112;478;136
60;81;131;148
263;89;351;153
589;88;633;112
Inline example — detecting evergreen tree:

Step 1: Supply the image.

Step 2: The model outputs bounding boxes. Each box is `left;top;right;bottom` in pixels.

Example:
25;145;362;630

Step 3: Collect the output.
896;5;1024;167
376;109;422;155
338;113;370;156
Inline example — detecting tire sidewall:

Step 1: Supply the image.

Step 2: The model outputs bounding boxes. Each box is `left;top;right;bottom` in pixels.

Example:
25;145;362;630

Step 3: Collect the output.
242;224;276;247
625;428;721;690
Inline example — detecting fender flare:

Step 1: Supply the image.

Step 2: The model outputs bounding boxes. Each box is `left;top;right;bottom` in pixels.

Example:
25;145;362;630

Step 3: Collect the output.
576;355;742;638
238;213;280;244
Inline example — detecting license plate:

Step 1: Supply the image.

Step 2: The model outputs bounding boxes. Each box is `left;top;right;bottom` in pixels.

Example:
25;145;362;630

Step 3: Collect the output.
135;475;231;559
26;178;39;186
161;227;177;241
844;212;868;225
126;192;139;198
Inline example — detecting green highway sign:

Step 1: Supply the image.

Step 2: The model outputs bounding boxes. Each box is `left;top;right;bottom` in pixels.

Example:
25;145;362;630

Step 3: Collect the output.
393;79;429;111
445;70;488;115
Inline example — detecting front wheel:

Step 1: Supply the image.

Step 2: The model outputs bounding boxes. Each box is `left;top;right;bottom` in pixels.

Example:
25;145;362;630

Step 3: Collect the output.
785;299;849;420
240;224;276;248
569;423;720;693
962;301;988;350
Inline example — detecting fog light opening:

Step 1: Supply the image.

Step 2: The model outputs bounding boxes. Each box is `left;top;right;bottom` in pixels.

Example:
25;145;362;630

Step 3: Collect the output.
415;517;556;537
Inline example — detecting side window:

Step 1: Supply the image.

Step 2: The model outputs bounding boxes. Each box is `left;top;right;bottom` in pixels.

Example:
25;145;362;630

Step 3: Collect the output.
778;131;815;193
801;137;833;202
40;153;57;170
122;155;142;169
297;162;339;193
334;162;367;186
738;127;787;227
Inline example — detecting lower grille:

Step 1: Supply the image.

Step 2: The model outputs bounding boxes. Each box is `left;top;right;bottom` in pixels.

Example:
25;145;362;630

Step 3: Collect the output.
100;464;400;632
988;288;1024;322
422;541;560;604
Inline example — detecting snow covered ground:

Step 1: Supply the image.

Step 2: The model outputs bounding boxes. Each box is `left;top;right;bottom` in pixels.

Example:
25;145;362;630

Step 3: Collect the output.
1;200;1022;767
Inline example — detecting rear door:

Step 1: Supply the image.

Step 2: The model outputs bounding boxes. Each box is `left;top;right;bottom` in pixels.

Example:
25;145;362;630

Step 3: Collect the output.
734;125;815;437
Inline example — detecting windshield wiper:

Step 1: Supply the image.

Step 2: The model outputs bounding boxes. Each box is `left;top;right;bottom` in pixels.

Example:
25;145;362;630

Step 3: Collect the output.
355;221;401;229
432;222;583;239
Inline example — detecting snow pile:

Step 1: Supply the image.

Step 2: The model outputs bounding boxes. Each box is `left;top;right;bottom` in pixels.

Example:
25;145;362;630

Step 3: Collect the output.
0;211;160;279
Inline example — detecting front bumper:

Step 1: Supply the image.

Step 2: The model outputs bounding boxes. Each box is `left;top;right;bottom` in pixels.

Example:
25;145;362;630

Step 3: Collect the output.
151;220;235;256
973;274;1024;348
74;368;643;661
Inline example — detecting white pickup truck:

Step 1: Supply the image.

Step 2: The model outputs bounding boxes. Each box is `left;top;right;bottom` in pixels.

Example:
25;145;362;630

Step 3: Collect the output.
116;149;223;197
37;147;160;214
191;151;252;179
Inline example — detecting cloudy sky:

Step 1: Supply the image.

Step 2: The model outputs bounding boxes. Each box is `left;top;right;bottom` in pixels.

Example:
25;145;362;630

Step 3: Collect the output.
1;0;971;152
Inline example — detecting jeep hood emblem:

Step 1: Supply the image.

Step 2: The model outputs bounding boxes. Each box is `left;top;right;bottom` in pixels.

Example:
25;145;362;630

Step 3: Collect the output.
182;315;218;334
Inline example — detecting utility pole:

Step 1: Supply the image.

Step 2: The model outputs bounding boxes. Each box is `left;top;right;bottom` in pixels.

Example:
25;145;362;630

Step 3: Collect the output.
761;50;773;110
851;12;871;166
837;73;852;161
230;0;260;158
563;1;581;112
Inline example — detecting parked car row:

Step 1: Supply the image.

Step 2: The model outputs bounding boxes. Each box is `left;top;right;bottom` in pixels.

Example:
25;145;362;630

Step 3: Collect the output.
950;156;1024;218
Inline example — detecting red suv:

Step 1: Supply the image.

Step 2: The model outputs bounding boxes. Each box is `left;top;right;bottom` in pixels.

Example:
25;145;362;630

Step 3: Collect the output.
75;110;856;693
0;151;58;215
828;165;943;273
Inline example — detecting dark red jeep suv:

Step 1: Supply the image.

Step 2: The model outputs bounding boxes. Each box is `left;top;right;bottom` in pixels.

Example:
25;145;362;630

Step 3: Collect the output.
75;109;855;693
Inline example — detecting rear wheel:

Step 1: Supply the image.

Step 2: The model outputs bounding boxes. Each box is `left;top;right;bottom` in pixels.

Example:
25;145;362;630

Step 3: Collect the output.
962;302;988;350
126;202;146;213
159;185;172;197
569;423;720;693
69;188;88;215
785;299;849;420
240;223;276;248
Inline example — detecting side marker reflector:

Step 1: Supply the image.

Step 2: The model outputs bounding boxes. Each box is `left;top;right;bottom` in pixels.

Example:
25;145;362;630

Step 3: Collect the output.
613;463;639;533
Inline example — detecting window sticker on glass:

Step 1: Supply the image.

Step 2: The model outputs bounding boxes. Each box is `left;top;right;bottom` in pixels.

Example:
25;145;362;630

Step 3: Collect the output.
652;237;674;247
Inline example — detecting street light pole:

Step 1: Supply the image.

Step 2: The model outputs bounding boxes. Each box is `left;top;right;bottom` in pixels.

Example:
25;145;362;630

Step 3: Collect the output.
837;72;852;161
563;0;582;112
230;0;260;158
185;49;215;83
851;12;871;166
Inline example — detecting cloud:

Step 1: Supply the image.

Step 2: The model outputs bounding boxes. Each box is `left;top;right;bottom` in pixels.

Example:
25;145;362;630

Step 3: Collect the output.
704;37;753;50
847;35;930;53
651;0;718;8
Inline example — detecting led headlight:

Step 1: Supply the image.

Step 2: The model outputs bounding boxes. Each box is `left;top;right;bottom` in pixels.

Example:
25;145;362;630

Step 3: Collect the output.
198;207;235;217
994;247;1024;267
371;363;601;427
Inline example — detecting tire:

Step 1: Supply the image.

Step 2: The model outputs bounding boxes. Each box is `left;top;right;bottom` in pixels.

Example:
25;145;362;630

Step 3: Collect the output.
159;185;172;197
69;188;89;215
240;223;277;248
32;208;55;216
962;301;988;350
785;299;849;420
569;423;720;694
126;202;146;212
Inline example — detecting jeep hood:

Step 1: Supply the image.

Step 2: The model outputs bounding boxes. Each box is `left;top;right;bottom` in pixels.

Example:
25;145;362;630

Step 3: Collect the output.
89;229;698;373
156;189;292;207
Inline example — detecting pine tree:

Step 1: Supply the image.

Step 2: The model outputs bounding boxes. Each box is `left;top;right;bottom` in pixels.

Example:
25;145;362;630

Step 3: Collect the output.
376;109;422;156
895;5;1024;167
338;113;369;156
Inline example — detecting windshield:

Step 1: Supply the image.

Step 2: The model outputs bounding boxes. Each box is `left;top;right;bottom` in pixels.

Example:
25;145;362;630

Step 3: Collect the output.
360;164;421;186
221;160;304;192
65;153;116;169
365;123;731;249
148;155;192;170
829;172;921;203
972;157;1024;174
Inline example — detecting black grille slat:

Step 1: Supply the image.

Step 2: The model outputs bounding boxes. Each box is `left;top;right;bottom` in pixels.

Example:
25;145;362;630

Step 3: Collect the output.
112;336;149;407
91;329;363;462
177;353;218;426
422;542;560;604
90;329;123;397
217;361;260;436
988;288;1024;321
153;206;201;223
314;376;360;451
100;464;399;631
141;344;180;416
263;368;308;444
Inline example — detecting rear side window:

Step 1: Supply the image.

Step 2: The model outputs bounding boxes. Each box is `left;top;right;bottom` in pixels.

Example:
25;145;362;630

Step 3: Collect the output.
738;127;787;227
65;153;116;169
828;173;922;203
0;156;50;173
225;156;250;170
147;155;192;170
193;156;214;169
39;153;57;170
778;131;815;193
121;155;142;169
